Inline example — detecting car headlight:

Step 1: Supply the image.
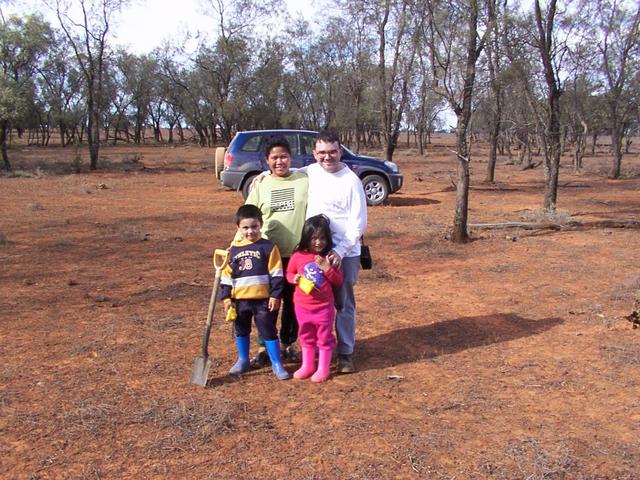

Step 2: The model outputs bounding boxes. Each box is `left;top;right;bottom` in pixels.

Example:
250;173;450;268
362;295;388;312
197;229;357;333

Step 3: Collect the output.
384;161;399;173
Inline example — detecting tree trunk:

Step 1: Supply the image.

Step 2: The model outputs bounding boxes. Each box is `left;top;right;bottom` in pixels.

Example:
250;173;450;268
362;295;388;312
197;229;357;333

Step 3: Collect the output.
385;136;397;163
560;124;568;154
485;115;500;183
543;92;561;210
610;123;622;178
1;123;11;171
453;118;470;243
87;92;100;170
573;120;587;172
535;0;562;212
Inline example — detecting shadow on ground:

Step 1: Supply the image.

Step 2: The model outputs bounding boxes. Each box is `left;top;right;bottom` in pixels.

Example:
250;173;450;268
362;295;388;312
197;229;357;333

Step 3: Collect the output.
357;313;563;371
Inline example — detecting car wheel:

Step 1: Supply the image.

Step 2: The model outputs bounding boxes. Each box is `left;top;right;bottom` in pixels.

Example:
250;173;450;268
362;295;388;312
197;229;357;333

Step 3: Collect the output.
241;174;259;200
362;174;389;206
214;147;225;180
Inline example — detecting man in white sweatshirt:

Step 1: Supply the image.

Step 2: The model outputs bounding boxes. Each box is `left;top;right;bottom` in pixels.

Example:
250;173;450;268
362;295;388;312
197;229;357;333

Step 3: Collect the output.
305;130;368;374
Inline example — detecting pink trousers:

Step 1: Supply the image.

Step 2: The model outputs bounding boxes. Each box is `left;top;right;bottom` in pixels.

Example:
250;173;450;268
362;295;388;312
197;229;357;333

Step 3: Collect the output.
294;303;336;350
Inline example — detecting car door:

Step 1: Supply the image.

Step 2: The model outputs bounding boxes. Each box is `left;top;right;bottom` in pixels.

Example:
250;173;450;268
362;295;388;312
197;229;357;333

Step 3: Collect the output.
238;134;269;171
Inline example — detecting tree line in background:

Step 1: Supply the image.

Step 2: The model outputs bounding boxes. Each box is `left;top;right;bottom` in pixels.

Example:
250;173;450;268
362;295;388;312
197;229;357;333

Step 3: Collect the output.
1;0;639;240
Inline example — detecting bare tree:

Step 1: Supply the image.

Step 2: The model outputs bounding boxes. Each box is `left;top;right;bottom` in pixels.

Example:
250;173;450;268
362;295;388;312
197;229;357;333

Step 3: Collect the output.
376;0;421;162
425;0;496;243
36;27;85;146
49;0;128;169
532;0;567;211
197;0;282;143
410;50;446;155
583;0;640;178
484;0;507;183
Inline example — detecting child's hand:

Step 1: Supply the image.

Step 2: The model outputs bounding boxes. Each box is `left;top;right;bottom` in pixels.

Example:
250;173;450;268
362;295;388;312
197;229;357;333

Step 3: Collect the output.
268;297;281;312
315;255;330;272
223;299;237;322
293;273;301;284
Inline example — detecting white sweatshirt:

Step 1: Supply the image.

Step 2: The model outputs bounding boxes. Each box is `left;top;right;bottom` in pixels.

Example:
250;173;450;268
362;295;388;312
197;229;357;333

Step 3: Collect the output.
304;162;368;259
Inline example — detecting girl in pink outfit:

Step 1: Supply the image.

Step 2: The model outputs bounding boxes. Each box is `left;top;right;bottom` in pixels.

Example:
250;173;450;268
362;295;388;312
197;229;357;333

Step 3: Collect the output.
286;215;344;382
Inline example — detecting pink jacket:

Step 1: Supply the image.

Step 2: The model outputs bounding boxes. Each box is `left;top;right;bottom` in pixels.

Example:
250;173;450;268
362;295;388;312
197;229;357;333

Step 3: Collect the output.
286;251;344;308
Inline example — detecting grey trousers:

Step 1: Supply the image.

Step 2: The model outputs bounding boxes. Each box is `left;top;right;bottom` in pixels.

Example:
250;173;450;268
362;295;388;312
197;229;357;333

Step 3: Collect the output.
335;256;360;355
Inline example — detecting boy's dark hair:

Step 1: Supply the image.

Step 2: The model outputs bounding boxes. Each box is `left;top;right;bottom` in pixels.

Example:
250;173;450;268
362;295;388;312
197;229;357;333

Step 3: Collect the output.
314;129;340;146
296;214;333;256
265;136;292;158
236;204;263;225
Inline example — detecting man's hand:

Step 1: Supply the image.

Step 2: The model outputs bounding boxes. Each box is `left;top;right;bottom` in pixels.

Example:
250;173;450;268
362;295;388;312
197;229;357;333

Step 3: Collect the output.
249;171;268;192
316;255;331;272
327;250;342;268
268;297;281;312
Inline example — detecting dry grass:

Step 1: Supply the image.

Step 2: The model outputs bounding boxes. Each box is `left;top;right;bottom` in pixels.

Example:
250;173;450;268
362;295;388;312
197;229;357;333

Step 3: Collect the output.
601;341;640;367
0;168;48;178
58;399;118;439
128;396;236;451
127;314;185;331
520;208;574;224
504;439;576;480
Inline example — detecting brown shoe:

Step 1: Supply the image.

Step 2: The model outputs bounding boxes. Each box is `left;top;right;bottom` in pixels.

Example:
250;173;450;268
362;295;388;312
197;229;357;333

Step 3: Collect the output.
283;344;301;363
249;349;269;369
336;354;355;374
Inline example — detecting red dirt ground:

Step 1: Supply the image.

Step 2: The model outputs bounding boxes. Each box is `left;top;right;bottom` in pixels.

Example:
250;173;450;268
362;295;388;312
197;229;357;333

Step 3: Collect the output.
1;136;639;479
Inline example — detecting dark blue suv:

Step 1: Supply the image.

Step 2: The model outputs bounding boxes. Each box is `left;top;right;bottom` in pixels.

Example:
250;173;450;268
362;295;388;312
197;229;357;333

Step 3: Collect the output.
219;129;403;206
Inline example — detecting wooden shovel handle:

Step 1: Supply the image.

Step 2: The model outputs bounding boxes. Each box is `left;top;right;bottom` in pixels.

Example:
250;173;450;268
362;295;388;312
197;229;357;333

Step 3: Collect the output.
212;249;229;271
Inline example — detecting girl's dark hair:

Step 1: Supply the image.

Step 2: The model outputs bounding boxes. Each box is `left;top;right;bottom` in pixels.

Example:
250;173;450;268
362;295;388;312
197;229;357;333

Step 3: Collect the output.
296;214;333;255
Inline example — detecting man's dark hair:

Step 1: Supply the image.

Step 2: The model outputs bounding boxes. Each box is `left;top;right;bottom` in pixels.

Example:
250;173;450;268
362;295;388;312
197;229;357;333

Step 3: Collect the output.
264;136;292;158
314;129;340;146
235;204;263;226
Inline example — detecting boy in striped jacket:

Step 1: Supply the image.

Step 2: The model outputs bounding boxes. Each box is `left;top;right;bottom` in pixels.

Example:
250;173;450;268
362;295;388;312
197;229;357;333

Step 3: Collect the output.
219;204;289;380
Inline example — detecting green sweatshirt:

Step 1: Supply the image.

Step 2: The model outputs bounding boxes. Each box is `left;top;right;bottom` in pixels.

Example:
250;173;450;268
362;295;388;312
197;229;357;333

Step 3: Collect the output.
245;171;309;257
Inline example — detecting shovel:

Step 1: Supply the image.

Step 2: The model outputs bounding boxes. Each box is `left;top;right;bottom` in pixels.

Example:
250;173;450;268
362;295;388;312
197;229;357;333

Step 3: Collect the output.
190;249;230;387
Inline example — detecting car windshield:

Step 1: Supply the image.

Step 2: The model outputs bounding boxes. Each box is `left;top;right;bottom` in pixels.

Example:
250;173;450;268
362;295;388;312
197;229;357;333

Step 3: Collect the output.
341;145;355;156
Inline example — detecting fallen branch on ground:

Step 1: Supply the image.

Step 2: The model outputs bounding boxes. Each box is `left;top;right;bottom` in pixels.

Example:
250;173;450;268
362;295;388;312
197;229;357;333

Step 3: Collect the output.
469;220;640;231
521;161;542;170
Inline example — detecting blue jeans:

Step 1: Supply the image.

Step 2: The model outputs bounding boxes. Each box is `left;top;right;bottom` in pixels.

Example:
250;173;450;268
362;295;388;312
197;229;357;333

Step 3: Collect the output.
335;256;360;355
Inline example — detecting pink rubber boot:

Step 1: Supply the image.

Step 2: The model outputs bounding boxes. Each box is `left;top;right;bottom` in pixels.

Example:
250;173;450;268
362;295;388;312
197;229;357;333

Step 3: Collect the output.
293;347;316;380
311;348;332;383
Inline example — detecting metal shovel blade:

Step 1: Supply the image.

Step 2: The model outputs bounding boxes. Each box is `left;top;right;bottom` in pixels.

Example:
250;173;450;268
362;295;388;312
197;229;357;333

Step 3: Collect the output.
189;249;229;387
190;355;212;387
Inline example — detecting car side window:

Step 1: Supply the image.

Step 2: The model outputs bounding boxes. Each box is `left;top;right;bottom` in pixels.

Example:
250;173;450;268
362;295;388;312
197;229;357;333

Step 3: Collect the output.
300;135;315;155
284;135;299;155
241;135;263;152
